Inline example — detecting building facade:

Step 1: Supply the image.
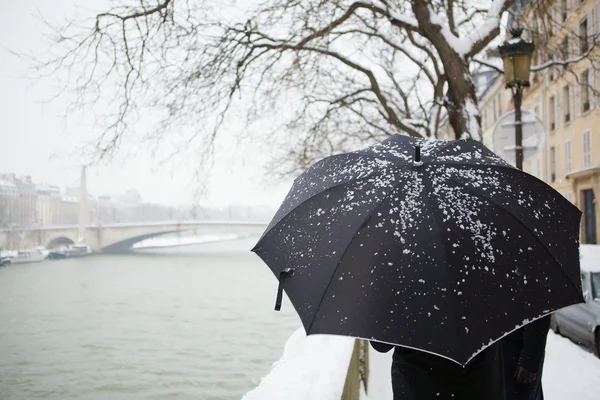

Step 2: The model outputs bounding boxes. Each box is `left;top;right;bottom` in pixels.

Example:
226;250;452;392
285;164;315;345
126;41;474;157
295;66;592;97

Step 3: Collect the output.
440;0;600;243
514;0;600;244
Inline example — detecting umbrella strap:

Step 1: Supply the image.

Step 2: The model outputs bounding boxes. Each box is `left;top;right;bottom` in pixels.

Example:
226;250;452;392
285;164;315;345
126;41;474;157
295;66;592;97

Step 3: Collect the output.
275;268;295;311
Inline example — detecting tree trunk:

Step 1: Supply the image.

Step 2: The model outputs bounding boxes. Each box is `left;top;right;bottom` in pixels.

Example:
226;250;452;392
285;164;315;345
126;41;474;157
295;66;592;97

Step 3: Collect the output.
441;51;481;140
412;2;482;140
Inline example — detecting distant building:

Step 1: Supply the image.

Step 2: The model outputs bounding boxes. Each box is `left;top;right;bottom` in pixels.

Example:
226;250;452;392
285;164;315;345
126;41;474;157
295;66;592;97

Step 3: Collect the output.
503;0;600;244
119;189;143;205
0;178;19;228
0;173;199;229
36;185;61;226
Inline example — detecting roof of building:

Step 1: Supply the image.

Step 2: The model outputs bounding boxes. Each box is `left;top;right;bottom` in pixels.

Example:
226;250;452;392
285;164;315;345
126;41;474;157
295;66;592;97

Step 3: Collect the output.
61;195;79;203
0;180;18;189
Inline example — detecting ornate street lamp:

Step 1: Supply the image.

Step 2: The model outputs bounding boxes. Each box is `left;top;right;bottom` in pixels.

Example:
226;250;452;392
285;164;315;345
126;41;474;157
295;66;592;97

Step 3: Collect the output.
498;27;535;171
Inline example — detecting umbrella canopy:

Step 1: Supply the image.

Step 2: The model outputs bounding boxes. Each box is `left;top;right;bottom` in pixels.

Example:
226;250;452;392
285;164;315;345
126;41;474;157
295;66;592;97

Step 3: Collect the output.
252;135;583;365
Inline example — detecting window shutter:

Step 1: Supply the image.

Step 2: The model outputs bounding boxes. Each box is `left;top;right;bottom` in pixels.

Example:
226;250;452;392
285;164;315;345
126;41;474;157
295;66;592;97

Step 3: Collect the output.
546;148;551;181
591;71;596;109
576;82;582;116
596;1;600;35
575;0;580;10
588;11;594;51
568;33;573;59
575;23;580;56
569;84;575;120
546;97;551;130
554;89;565;129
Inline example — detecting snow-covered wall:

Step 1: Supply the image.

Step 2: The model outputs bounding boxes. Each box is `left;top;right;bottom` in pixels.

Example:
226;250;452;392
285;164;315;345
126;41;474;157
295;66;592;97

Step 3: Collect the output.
242;328;355;400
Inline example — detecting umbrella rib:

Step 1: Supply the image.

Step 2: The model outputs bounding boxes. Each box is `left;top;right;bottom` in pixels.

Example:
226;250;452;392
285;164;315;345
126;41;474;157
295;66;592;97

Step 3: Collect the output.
445;170;582;296
305;176;408;335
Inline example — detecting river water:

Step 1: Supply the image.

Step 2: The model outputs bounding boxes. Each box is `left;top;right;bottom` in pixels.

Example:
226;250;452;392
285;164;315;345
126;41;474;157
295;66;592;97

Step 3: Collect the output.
0;238;301;400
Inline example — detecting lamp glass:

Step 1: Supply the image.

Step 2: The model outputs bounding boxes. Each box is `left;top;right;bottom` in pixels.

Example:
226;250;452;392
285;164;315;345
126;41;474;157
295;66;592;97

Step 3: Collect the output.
502;56;516;82
514;53;532;82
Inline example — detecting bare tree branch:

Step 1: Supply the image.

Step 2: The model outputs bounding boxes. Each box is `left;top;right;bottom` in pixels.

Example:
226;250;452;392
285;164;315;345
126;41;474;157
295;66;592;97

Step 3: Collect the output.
28;0;600;180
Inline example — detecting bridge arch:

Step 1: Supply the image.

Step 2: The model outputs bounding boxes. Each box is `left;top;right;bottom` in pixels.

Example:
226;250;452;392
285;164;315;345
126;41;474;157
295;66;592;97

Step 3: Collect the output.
102;230;181;253
46;236;76;249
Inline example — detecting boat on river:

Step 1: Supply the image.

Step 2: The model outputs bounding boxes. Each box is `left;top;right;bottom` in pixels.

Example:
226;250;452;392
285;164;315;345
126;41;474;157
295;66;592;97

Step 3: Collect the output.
9;249;46;264
47;244;92;259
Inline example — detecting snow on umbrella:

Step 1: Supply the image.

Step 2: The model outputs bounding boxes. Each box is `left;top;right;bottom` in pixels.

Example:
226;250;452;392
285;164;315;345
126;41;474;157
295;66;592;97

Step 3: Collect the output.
251;134;583;365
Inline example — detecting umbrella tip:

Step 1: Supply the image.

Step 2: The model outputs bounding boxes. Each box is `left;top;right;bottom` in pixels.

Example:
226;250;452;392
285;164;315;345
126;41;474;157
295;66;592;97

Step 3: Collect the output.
414;145;423;167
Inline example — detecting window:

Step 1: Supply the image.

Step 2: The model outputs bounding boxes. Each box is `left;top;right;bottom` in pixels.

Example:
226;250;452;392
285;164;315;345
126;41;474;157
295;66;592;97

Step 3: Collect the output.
565;140;572;174
561;36;569;61
592;273;600;300
582;69;591;112
583;129;592;167
580;18;589;53
561;0;569;21
549;146;557;182
563;85;571;123
549;95;556;131
548;53;556;81
536;95;542;121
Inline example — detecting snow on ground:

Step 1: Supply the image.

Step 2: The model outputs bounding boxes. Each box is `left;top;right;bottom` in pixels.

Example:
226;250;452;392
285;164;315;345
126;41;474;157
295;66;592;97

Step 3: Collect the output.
241;328;355;400
364;332;600;400
361;346;393;400
542;333;600;400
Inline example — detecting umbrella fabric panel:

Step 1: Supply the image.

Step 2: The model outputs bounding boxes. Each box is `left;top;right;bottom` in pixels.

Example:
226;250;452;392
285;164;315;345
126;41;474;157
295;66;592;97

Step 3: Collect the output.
253;174;403;329
443;164;582;290
425;139;512;167
425;173;583;362
261;152;404;238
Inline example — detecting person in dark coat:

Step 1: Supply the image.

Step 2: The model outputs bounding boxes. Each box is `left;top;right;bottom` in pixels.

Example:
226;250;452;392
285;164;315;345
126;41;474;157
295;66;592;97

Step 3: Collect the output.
502;315;550;400
370;341;505;400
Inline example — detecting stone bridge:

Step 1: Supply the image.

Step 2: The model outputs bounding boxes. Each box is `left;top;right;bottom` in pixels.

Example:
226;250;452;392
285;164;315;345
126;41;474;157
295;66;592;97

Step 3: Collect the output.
0;220;267;253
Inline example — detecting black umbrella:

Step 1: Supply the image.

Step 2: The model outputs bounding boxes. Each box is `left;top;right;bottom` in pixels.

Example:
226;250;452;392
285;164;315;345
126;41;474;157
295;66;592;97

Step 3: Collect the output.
252;135;583;365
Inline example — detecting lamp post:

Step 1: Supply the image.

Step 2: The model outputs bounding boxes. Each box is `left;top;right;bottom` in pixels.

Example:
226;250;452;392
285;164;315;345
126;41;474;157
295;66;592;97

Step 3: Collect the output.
498;27;535;171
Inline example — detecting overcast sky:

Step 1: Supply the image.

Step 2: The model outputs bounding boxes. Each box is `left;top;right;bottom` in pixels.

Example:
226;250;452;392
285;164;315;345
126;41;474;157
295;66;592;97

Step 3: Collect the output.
0;0;292;208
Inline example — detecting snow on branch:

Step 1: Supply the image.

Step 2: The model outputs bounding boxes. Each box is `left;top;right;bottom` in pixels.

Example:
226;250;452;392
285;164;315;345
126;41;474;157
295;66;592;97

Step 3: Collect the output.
531;41;599;72
429;0;509;57
385;5;420;31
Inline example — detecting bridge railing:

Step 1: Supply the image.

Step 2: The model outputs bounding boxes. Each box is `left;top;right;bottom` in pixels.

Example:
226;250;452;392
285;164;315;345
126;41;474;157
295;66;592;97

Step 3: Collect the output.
0;220;269;232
